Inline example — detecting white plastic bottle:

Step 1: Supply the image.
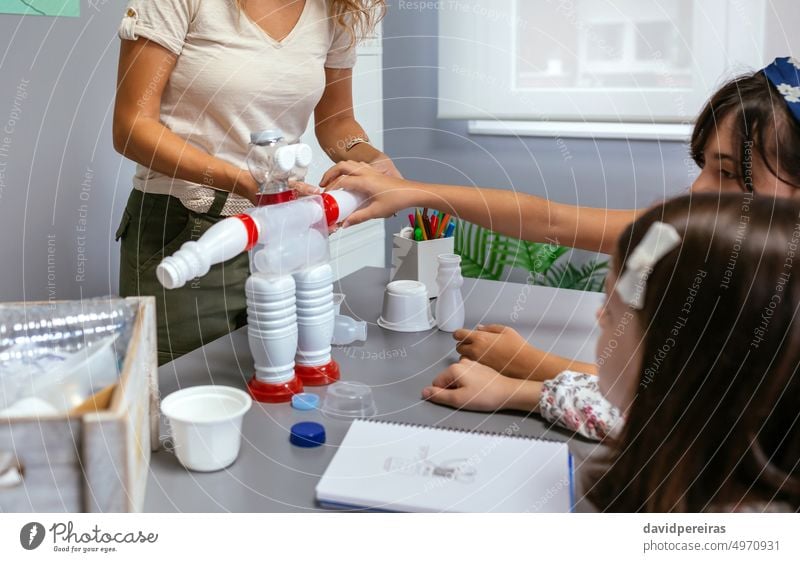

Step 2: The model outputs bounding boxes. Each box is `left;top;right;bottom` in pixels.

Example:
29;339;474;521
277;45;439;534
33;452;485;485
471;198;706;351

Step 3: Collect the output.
434;254;465;332
332;315;368;345
156;190;365;289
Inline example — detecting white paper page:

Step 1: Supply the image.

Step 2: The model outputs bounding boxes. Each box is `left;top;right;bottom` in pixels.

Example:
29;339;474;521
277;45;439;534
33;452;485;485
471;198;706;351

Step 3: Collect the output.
316;420;572;513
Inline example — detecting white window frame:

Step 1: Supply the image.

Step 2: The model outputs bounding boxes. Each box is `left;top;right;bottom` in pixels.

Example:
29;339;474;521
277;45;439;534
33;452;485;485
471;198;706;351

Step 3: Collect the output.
438;0;770;140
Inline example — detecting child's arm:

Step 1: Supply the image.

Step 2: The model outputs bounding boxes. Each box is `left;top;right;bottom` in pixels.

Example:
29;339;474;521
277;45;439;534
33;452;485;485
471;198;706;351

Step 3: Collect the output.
315;161;639;255
539;371;623;441
422;360;621;442
454;324;598;380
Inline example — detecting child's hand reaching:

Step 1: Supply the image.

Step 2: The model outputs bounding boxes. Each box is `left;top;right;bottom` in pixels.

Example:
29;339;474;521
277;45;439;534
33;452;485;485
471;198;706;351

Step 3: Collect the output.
454;324;538;380
421;357;541;412
318;160;422;227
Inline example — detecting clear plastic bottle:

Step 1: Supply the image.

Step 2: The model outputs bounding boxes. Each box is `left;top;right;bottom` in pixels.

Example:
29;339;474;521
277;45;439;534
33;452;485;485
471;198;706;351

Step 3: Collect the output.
0;298;135;412
246;129;291;197
0;298;135;362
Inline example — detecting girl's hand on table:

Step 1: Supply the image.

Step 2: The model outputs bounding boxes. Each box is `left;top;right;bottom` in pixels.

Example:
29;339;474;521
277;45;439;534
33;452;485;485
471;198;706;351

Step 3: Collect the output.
318;160;421;227
454;324;538;380
421;358;541;412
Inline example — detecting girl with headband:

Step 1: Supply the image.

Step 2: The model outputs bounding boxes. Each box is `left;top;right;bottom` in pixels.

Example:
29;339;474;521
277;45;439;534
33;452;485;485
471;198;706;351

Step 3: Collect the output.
302;57;800;439
585;193;799;512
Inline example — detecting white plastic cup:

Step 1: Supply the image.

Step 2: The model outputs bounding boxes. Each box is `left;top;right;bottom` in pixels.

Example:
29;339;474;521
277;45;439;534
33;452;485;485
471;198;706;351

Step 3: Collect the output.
161;386;252;472
378;280;435;332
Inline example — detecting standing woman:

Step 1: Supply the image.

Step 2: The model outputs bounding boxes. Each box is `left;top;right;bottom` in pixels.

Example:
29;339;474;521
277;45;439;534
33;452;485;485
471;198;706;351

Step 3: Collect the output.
113;0;395;364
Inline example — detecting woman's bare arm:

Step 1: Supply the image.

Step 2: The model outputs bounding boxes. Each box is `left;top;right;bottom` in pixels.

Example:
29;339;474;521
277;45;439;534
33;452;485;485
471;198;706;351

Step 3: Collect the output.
314;67;401;178
113;38;259;201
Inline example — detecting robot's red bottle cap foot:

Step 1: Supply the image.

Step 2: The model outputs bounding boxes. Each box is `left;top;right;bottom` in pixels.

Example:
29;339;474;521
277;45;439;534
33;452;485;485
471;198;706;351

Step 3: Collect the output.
247;375;304;403
295;361;340;386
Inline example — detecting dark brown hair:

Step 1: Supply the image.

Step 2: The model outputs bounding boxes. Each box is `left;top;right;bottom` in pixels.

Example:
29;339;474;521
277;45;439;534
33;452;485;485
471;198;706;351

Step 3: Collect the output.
691;71;800;192
589;193;800;512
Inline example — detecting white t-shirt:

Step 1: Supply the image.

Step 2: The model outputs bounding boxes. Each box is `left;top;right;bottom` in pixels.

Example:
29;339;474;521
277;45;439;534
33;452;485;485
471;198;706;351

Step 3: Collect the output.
118;0;356;215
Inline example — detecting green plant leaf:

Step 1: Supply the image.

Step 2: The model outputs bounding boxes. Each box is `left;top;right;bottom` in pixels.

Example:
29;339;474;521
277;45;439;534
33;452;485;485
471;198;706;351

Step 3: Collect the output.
452;220;607;291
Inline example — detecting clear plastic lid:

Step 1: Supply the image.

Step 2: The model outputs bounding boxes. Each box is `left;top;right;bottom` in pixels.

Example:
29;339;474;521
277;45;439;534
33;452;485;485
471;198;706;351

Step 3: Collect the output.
321;381;377;419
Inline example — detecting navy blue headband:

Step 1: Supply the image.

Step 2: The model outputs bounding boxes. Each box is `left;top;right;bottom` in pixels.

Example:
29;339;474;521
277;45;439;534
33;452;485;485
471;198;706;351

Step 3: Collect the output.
762;57;800;124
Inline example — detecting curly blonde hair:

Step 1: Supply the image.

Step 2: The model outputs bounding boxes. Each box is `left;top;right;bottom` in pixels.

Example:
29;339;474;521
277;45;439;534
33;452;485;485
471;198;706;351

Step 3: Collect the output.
236;1;385;45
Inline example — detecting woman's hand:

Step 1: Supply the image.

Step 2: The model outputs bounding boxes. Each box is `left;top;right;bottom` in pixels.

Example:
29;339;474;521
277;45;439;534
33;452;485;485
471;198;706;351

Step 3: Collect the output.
318;160;423;227
421;358;541;412
366;151;403;179
454;324;539;380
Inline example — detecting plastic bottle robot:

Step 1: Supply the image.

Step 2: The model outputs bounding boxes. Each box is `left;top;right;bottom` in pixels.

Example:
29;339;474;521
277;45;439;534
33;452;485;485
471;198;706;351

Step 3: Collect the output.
155;130;365;403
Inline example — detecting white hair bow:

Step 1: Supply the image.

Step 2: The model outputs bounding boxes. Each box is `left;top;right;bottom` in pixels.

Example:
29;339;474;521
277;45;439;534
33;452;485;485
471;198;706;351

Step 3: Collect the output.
615;221;681;309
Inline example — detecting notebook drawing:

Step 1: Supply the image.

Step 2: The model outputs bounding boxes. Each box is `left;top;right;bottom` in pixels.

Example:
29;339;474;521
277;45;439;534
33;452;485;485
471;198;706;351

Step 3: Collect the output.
316;419;573;512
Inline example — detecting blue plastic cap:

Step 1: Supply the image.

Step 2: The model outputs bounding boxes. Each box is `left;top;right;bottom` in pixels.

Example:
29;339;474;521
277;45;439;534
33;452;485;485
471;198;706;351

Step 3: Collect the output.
292;393;320;411
290;422;326;448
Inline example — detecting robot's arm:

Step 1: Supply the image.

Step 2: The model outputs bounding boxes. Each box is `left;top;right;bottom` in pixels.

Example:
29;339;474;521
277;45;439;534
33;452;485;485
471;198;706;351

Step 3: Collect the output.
156;189;365;289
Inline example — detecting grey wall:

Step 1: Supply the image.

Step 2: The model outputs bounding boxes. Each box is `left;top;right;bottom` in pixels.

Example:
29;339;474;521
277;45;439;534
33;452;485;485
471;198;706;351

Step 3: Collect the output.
0;4;134;302
380;4;695;255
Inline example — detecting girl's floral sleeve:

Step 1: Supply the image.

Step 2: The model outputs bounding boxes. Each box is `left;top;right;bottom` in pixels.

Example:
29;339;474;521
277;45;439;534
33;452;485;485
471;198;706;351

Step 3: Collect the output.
539;370;623;441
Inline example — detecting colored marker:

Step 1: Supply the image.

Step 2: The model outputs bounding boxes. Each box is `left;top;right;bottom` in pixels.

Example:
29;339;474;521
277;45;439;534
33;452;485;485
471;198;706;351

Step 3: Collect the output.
417;209;428;240
435;213;451;238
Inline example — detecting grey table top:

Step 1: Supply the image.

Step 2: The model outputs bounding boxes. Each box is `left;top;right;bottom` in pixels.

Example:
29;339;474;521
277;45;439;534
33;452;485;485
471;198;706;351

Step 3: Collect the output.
145;267;605;512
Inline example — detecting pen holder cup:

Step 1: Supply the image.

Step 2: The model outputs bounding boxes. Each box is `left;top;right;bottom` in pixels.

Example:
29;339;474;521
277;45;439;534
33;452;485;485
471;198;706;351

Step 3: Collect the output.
390;234;455;298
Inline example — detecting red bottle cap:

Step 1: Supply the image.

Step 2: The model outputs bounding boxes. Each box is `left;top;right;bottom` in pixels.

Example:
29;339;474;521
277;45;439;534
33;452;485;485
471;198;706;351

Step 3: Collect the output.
234;213;260;251
247;375;303;403
295;360;340;386
321;193;339;227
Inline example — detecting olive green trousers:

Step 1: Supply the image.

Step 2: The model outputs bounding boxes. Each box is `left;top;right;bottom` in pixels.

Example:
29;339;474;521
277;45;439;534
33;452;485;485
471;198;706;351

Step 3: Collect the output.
116;189;250;365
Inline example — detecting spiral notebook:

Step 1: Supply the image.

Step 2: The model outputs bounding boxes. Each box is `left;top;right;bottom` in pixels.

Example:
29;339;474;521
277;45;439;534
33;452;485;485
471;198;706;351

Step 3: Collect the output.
316;419;573;512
